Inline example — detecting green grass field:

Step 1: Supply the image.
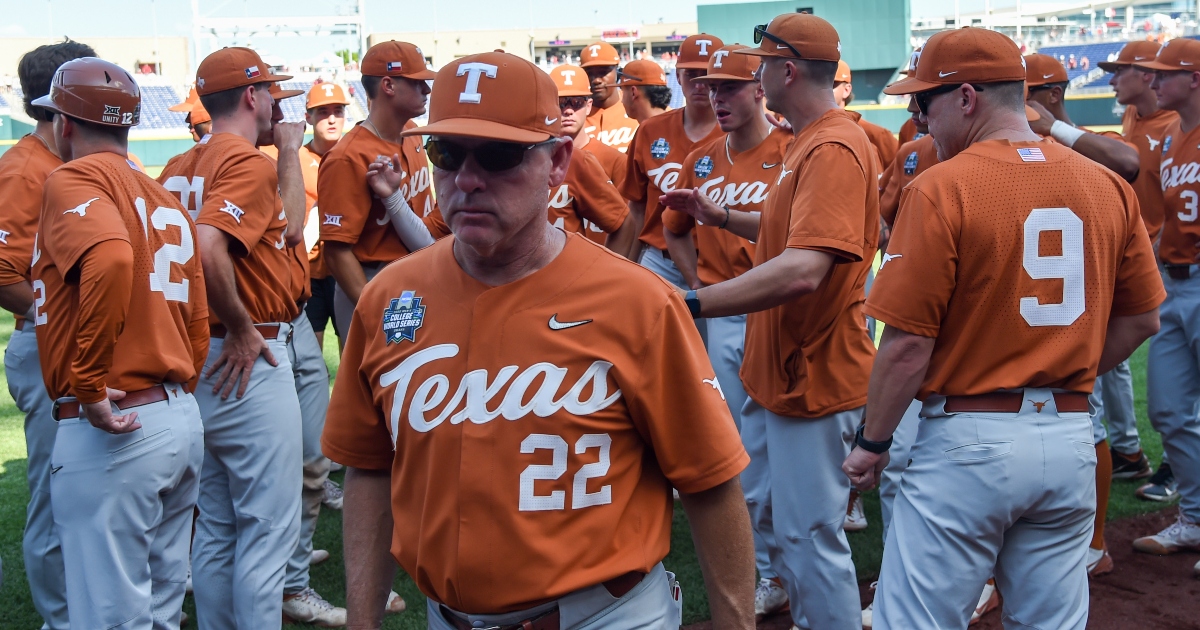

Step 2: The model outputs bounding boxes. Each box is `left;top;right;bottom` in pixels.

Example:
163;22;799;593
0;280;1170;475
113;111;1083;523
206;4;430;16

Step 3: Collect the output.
0;315;1167;628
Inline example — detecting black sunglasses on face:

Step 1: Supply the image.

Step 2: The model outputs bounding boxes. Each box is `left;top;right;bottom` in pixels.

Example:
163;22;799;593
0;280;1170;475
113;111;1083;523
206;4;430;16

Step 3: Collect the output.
559;96;591;111
753;24;804;59
424;138;558;173
915;83;986;115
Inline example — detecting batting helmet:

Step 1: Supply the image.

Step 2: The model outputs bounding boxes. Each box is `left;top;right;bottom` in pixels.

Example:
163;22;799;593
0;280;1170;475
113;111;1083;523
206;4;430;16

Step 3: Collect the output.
31;57;140;127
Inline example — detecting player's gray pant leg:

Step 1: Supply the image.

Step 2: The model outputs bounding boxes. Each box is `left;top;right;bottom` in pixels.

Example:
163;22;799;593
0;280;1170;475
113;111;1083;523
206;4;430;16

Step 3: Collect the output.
878;400;921;543
4;328;69;629
864;265;877;341
739;392;778;581
1147;273;1200;523
875;396;1094;630
1101;360;1140;454
1089;385;1109;445
285;312;331;594
51;389;203;630
192;332;303;630
639;246;706;344
333;264;383;341
742;400;861;630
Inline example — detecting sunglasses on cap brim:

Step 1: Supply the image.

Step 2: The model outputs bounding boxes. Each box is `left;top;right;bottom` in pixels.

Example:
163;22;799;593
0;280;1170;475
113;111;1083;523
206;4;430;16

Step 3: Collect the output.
425;137;559;173
915;83;986;115
753;24;804;60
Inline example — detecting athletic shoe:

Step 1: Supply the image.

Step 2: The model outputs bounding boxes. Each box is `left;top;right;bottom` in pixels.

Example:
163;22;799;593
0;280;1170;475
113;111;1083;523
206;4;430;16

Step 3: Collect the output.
1087;546;1114;577
969;580;999;625
323;479;344;510
328;461;344;473
754;577;788;620
282;587;347;627
1111;448;1152;480
1133;512;1200;555
386;590;407;614
1136;463;1178;502
180;611;188;626
311;549;330;565
862;581;877;629
844;492;868;532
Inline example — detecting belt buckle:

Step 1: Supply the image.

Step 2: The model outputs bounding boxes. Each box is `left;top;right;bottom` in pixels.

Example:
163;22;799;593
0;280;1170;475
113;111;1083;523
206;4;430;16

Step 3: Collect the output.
51;399;61;422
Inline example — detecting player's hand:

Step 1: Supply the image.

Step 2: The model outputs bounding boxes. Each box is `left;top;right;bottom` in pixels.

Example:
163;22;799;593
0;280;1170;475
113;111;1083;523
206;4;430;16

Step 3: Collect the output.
1025;101;1056;136
205;326;278;400
661;189;726;226
366;153;405;199
82;387;142;434
766;111;792;132
273;121;306;152
843;446;889;492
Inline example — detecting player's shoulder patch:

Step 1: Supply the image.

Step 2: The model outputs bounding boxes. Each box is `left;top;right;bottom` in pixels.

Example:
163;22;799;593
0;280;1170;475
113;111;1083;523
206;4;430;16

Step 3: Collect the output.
383;290;426;344
694;155;714;178
1016;147;1046;163
1164;135;1173;154
903;151;919;175
650;137;671;160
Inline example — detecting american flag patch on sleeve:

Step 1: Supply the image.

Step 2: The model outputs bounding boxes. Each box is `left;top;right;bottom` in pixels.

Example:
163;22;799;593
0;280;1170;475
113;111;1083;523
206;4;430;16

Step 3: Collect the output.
1017;148;1045;162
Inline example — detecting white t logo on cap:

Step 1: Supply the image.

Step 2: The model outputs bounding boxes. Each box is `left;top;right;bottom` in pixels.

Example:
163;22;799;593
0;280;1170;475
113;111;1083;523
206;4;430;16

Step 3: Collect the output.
712;50;729;68
322;84;336;96
909;49;922;72
561;69;577;85
458;62;498;104
697;39;713;55
589;45;602;57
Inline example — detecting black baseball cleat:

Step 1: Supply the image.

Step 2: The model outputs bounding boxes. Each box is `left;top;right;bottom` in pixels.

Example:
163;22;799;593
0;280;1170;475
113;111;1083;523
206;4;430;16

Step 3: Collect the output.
1136;462;1179;502
1111;448;1153;480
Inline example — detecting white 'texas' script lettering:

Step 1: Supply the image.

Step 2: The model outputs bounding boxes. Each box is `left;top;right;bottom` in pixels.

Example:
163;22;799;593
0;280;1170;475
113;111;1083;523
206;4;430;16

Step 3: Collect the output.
646;162;683;192
697;176;770;208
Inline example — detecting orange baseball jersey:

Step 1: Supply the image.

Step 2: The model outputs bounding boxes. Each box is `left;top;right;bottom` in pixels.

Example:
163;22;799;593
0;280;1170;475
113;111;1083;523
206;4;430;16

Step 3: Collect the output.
0;134;61;328
866;139;1165;398
318;124;449;263
1157;121;1200;264
585;100;639;153
321;233;747;613
662;129;791;285
35;152;209;402
879;134;939;226
549;149;628;244
1121;105;1178;243
158;133;299;325
621;108;724;250
847;111;899;168
258;144;317;304
263;142;332;279
580;137;628;192
740;108;880;418
898;118;923;145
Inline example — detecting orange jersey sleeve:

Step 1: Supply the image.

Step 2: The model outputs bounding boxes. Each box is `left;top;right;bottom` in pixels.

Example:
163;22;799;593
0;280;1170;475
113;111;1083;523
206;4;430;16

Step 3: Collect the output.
72;240;135;402
193;147;282;256
0;136;61;295
1122;106;1179;244
860;117;899;168
581;139;628;192
880;135;939;227
548;149;628;238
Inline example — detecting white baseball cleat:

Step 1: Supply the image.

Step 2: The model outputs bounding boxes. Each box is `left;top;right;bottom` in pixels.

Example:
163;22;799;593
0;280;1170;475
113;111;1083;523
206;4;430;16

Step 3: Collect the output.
754;577;788;620
323;479;344;510
328;461;344;472
386;590;407;614
862;581;877;629
311;549;330;565
1086;546;1113;576
1133;512;1200;555
282;587;347;627
844;492;868;532
969;581;999;625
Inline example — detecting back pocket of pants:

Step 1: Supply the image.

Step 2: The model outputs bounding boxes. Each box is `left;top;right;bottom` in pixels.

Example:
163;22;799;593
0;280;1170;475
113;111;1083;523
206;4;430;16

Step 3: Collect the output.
944;442;1012;463
110;428;174;465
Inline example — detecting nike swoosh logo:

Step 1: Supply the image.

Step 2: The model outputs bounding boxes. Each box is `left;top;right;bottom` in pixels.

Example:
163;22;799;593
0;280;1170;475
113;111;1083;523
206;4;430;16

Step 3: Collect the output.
762;162;778;169
51;465;62;474
548;314;592;330
1042;73;1055;79
776;44;789;50
545;116;558;125
1182;61;1196;66
1134;56;1149;60
938;70;957;78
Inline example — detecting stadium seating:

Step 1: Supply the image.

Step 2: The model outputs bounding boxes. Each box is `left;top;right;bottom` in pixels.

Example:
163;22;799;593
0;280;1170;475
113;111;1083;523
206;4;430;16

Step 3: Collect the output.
0;93;8;109
666;69;686;109
138;86;185;130
1035;41;1126;83
348;80;369;116
278;80;313;122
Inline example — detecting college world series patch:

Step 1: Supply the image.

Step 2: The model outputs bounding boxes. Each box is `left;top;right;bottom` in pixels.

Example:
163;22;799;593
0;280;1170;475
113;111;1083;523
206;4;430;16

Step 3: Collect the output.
383;291;426;344
694;155;714;178
650;138;670;159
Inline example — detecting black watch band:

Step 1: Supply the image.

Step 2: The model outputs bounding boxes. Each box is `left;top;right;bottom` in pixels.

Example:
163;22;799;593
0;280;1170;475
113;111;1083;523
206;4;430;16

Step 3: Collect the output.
685;290;701;318
855;424;893;454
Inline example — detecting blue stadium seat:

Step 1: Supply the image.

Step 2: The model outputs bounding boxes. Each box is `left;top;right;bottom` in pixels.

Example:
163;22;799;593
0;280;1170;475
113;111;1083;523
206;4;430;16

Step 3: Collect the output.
278;81;313;122
136;85;186;130
1035;41;1126;83
666;69;685;109
0;93;8;108
348;80;369;116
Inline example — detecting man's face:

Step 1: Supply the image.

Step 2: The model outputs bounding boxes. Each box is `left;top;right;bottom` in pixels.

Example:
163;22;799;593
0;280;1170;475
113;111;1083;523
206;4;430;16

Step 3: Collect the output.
833;81;853;107
709;80;762;132
388;77;432;120
558;96;592;137
256;96;283;147
252;84;275;140
585;65;617;103
906;95;929;134
434;136;568;252
921;86;970;162
760;58;788;114
1151;70;1194;111
307;104;346;143
1110;66;1150;105
1025;84;1056;109
678;68;711;108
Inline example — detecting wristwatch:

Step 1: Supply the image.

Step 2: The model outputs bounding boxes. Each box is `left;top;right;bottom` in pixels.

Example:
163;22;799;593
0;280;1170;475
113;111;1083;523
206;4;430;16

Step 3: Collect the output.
685;290;702;318
854;424;893;454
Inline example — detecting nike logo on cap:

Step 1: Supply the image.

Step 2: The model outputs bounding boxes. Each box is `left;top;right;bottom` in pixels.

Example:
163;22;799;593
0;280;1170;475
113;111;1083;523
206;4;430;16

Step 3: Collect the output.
545;116;558;125
939;70;957;77
548;314;592;330
776;44;789;50
1042;73;1055;79
1181;61;1195;66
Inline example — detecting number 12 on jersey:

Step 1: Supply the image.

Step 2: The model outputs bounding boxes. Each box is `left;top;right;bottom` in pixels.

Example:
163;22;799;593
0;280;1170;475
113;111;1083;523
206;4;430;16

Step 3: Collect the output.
135;197;195;303
1021;207;1084;327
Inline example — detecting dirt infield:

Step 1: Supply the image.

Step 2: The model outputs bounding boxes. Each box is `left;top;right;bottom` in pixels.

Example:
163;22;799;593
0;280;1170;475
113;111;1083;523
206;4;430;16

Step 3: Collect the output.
684;508;1200;630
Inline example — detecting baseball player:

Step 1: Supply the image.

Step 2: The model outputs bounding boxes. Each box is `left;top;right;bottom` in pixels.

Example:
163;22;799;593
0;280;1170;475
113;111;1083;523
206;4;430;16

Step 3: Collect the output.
157;46;306;629
835;60;898;168
681;15;878;629
658;43;792;621
622;34;724;280
617;59;673;123
1103;40;1181;498
897;116;921;145
170;86;213;143
581;41;640;152
850;27;1164;629
32;57;209;629
1132;38;1200;577
0;39;95;630
324;50;756;630
319;40;448;344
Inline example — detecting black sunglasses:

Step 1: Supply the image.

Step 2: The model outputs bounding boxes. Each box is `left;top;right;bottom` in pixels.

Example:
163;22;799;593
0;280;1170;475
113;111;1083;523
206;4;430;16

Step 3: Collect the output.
915;83;986;115
424;138;558;172
559;96;591;111
753;24;804;60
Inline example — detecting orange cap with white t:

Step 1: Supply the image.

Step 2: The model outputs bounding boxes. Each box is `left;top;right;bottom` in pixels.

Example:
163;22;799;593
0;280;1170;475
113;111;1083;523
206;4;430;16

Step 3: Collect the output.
550;65;592;97
307;82;351;108
580;42;621;68
695;45;760;82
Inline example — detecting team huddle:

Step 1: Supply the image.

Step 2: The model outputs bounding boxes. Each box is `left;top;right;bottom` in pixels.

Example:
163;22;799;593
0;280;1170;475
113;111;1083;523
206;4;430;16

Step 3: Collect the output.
2;9;1198;630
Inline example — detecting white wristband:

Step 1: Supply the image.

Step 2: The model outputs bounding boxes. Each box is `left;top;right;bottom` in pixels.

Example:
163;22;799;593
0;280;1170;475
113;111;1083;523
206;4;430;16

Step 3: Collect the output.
382;189;435;251
1050;120;1085;148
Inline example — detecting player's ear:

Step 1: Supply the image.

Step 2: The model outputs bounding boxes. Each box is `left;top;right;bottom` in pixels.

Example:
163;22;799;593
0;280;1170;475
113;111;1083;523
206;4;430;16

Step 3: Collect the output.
547;137;572;188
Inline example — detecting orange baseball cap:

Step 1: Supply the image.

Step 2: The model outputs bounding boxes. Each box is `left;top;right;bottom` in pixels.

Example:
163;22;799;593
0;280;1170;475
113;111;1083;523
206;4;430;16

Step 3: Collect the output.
677;34;725;69
196;47;291;96
189;100;211;125
169;86;200;112
1024;53;1068;87
581;42;621;68
735;13;840;62
401;51;560;143
269;83;303;101
1098;40;1161;73
307;82;351;108
361;41;436;80
614;59;668;87
884;27;1025;95
1134;37;1200;72
550;64;591;96
695;45;760;82
835;59;852;83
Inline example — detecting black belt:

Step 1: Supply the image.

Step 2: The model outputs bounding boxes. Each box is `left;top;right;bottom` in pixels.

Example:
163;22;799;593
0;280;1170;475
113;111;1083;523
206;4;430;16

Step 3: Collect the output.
1166;265;1192;280
944;392;1089;414
439;571;646;630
